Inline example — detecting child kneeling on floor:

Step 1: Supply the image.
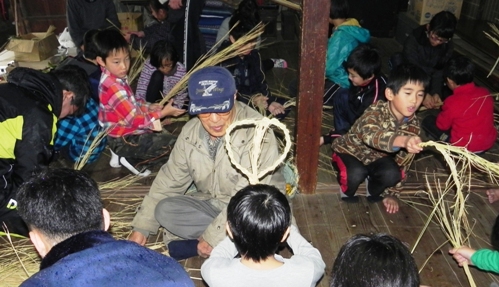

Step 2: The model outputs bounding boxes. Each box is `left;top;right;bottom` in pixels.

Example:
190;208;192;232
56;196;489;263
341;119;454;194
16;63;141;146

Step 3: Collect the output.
331;64;429;214
95;29;185;176
201;184;326;287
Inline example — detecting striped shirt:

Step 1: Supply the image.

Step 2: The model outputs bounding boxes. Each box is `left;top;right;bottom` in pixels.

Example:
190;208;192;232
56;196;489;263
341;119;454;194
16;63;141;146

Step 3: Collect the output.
135;60;187;104
98;68;161;137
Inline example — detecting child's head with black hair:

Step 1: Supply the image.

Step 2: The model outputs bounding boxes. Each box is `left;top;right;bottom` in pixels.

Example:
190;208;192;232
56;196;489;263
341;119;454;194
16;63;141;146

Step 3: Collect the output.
343;44;381;87
226;184;291;262
386;63;430;95
229;12;256;41
385;64;430;121
444;55;474;88
330;234;420;287
228;13;258;56
93;29;130;79
17;168;110;257
82;29;99;60
329;0;349;20
233;0;260;28
52;64;90;117
150;40;179;76
149;0;168;21
427;11;457;46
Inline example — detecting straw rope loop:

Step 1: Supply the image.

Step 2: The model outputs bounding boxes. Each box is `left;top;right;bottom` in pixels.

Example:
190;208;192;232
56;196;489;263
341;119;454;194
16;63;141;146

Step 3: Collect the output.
224;117;292;185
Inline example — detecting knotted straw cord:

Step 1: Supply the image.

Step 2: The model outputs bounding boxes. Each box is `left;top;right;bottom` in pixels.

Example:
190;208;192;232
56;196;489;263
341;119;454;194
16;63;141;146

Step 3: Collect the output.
224;117;292;185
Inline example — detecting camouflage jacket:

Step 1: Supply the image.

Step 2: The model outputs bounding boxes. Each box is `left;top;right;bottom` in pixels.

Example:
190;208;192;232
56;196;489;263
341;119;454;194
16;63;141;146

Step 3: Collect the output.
333;101;420;167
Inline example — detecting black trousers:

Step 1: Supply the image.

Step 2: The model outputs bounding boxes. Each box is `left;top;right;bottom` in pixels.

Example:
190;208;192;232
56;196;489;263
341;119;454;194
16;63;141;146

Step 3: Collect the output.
332;153;402;198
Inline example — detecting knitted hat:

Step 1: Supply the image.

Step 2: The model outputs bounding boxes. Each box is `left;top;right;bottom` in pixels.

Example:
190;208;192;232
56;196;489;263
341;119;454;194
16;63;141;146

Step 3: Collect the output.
188;66;236;115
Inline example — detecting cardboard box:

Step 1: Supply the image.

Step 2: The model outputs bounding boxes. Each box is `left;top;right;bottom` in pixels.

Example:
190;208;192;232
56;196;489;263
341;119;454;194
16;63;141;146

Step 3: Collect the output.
6;26;59;62
118;12;144;33
407;0;463;25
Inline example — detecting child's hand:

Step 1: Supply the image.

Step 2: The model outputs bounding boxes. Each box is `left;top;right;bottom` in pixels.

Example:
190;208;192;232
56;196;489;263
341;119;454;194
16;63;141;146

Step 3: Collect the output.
405;136;423;154
148;103;163;112
161;100;186;117
449;246;476;267
252;95;269;109
422;93;442;109
268;102;285;116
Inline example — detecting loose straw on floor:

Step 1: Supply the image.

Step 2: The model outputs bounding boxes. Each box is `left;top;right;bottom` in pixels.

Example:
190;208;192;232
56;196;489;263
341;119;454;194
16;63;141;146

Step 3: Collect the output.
410;141;499;287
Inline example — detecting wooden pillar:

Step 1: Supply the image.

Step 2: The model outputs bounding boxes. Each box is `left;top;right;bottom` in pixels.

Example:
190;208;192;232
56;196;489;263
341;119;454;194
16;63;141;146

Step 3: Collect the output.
295;0;330;194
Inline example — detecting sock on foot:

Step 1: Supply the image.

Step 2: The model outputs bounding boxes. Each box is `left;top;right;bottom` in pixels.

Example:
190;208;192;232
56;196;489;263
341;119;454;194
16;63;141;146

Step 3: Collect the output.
109;150;121;168
119;157;151;177
168;239;199;261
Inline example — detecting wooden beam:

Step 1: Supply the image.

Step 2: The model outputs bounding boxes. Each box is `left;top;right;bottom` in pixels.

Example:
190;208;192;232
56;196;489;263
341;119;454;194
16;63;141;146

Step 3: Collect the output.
295;0;329;194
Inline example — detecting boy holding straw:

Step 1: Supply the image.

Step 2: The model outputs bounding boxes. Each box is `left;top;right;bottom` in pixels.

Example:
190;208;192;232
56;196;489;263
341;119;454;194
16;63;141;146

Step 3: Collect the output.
331;64;429;213
94;29;184;176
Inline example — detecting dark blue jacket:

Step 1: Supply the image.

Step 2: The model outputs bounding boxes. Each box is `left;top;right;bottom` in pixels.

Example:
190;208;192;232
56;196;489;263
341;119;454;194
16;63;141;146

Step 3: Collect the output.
21;230;195;287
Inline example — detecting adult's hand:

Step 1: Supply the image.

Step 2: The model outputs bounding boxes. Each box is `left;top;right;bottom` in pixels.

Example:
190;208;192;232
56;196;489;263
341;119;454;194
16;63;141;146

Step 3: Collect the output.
197;237;213;258
169;0;183;10
128;231;147;246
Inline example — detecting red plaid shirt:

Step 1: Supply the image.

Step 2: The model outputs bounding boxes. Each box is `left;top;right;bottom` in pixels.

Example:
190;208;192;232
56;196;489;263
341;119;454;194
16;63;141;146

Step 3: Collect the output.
98;68;161;137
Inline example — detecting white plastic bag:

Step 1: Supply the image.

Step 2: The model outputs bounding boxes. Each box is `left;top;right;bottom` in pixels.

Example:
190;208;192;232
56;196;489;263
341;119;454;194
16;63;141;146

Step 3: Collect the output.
58;27;76;48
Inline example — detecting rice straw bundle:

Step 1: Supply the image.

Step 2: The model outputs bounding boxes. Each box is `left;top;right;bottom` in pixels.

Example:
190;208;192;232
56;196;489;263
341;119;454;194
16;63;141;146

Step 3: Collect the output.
409;140;499;287
158;22;266;106
484;23;499;78
224;117;292;184
74;127;111;171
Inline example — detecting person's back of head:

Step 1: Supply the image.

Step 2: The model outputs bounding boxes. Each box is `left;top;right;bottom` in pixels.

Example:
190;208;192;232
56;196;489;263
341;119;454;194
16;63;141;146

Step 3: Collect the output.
329;0;349;20
93;29;129;61
229;12;256;41
343;44;381;80
17;168;105;246
330;234;420;287
150;40;179;69
52;65;90;116
429;11;457;40
227;184;291;262
387;63;430;95
444;55;474;86
82;29;99;60
234;0;260;27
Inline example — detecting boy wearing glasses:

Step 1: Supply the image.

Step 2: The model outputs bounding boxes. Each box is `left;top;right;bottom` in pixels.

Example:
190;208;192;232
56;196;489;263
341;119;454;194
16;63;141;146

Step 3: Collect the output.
128;66;286;260
402;11;457;109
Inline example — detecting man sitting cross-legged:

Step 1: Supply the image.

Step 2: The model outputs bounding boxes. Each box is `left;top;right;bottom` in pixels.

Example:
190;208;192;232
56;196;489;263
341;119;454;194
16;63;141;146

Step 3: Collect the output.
128;66;286;260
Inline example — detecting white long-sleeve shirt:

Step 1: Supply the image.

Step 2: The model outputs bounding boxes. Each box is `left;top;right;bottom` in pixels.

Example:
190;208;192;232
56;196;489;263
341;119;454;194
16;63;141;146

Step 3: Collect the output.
201;225;326;287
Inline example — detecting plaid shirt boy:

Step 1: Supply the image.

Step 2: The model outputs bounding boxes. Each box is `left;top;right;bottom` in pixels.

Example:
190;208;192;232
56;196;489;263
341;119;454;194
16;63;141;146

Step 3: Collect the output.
98;68;162;137
55;98;107;163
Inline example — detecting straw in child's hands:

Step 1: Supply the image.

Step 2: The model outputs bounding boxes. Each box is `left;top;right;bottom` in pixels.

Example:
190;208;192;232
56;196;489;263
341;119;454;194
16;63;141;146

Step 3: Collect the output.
405;136;423;154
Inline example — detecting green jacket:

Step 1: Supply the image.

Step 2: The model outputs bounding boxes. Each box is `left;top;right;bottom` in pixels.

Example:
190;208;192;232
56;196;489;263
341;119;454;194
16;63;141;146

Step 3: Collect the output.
131;101;285;247
471;249;499;273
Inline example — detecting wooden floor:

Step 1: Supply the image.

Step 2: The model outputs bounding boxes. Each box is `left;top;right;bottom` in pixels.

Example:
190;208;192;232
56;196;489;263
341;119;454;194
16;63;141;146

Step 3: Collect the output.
14;24;498;287
98;35;499;287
